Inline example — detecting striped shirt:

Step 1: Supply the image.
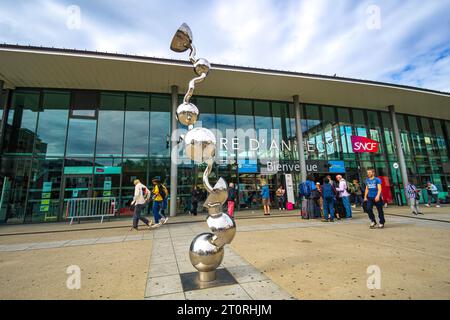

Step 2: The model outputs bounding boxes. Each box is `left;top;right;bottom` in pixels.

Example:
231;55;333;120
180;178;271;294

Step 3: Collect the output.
405;184;418;199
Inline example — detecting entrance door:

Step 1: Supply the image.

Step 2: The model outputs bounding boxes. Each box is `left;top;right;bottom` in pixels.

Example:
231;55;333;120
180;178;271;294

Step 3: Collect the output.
61;175;93;219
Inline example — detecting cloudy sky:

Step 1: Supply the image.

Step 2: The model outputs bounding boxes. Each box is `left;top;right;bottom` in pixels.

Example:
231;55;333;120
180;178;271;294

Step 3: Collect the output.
0;0;449;92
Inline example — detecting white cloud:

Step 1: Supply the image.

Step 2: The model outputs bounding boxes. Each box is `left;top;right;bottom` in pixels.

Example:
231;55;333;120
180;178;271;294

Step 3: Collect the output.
0;0;449;92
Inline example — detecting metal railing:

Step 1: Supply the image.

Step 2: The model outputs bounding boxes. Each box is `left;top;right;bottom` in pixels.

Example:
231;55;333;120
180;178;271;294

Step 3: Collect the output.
65;197;116;224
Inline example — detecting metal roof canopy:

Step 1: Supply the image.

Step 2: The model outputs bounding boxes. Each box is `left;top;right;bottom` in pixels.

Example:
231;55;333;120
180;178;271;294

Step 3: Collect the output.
0;45;449;120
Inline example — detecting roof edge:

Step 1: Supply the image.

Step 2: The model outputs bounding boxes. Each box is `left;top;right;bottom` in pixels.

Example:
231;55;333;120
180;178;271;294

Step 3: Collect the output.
0;43;449;97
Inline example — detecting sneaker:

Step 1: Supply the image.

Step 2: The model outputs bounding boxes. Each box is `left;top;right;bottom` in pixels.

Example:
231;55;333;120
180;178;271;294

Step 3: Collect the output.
321;219;329;222
436;205;441;208
151;222;162;228
412;212;418;215
162;217;169;224
425;204;430;207
279;208;282;211
418;212;424;215
370;221;377;229
329;219;334;222
378;224;384;229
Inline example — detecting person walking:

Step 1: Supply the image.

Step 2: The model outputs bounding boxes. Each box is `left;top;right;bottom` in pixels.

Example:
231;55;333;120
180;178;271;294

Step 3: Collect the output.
321;178;335;222
227;182;237;218
336;175;352;219
191;186;201;216
130;179;151;231
406;181;422;215
364;168;385;229
158;183;169;224
261;180;271;215
425;182;441;208
150;176;166;228
276;185;286;211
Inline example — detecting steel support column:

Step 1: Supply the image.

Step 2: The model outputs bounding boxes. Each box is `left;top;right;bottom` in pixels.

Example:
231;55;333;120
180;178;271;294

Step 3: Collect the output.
389;105;409;205
169;85;179;216
294;95;307;182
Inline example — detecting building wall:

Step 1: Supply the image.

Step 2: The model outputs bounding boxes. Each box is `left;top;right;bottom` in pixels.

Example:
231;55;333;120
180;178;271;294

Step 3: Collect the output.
0;88;449;223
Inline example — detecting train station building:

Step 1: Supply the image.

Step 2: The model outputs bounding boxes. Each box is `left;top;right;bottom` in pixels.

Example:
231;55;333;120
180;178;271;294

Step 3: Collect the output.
0;45;449;223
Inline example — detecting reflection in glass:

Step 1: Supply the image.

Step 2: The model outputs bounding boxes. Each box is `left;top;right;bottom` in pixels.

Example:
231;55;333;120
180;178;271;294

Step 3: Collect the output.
96;92;125;157
36;90;70;157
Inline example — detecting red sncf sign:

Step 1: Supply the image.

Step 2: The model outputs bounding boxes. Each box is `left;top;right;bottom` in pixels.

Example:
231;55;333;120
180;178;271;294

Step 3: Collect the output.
351;136;379;153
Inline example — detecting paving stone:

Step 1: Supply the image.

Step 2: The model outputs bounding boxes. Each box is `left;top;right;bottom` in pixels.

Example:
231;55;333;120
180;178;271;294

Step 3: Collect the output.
64;238;99;247
148;262;179;278
150;253;176;264
125;234;143;241
95;235;126;244
145;292;185;300
177;260;197;274
0;243;33;252
185;284;251;300
221;254;250;268
227;265;269;284
28;240;70;250
145;274;183;297
240;280;296;300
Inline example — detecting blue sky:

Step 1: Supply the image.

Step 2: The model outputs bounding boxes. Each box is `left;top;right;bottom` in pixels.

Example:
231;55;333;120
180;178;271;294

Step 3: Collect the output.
0;0;449;92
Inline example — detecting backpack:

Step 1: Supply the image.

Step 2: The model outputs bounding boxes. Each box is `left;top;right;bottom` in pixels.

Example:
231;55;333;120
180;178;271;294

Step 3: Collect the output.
158;184;167;200
299;181;312;198
322;183;334;199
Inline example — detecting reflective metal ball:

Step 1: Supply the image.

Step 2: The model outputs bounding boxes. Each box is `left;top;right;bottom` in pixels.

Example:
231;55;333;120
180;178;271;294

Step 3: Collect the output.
194;58;210;76
207;213;236;248
189;233;224;272
176;102;199;126
184;127;216;163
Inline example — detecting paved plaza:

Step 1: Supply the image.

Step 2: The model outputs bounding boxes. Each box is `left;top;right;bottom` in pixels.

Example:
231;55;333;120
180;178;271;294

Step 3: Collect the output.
0;206;449;300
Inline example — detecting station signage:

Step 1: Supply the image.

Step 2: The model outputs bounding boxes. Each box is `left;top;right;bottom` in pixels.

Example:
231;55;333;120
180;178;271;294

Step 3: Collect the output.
264;160;345;174
351;136;379;153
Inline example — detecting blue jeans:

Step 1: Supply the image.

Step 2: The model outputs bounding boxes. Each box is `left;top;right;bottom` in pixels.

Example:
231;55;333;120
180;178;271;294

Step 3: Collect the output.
152;201;162;224
159;198;168;219
133;204;149;228
323;197;335;220
342;196;352;218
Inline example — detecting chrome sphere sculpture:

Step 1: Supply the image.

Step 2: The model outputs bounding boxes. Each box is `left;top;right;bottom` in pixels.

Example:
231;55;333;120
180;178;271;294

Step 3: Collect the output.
170;23;236;282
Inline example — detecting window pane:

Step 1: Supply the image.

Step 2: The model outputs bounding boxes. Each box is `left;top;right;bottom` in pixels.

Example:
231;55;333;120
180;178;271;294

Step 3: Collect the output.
5;90;40;155
150;94;171;157
124;93;149;157
96;92;125;157
36;90;69;157
66;118;97;157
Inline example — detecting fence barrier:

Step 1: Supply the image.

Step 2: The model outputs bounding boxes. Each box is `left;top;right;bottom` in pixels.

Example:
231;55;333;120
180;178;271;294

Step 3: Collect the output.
65;197;116;224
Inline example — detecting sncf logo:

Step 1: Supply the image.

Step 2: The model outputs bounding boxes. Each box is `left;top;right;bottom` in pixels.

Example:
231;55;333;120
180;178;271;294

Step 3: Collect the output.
351;136;379;153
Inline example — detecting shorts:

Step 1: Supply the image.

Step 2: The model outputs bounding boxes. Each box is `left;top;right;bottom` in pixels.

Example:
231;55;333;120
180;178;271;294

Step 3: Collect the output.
262;198;270;206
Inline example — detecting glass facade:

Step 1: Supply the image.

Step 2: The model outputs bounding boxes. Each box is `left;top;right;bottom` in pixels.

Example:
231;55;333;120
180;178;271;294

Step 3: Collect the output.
0;88;449;223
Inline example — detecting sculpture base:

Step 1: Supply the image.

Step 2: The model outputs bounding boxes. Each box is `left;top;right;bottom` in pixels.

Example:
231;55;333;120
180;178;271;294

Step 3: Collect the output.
180;268;237;292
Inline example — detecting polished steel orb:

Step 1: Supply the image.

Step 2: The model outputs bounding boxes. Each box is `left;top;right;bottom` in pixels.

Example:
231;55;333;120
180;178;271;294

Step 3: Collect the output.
189;233;224;272
176;102;199;126
184;127;216;163
194;58;210;76
207;213;236;248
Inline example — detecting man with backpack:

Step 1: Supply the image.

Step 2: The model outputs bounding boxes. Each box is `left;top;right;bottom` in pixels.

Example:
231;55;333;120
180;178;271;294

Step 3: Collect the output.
321;178;336;222
158;182;169;224
298;175;316;219
130;179;152;231
151;176;167;228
